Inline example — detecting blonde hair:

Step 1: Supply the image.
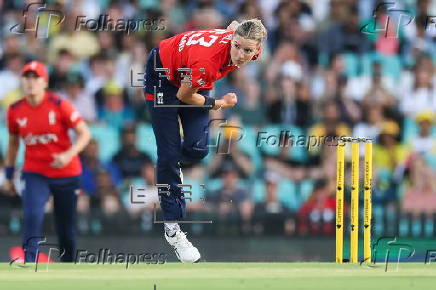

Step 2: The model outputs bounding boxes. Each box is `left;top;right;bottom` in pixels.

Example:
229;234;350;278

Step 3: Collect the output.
235;19;267;43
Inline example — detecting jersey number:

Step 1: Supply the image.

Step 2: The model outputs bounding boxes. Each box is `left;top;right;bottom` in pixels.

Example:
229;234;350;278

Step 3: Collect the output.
186;33;218;47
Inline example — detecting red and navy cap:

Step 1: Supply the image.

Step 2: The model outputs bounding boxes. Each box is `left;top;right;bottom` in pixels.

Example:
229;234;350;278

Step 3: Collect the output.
21;61;49;82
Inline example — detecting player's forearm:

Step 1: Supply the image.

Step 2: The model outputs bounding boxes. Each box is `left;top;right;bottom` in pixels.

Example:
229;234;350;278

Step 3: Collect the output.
178;93;224;109
5;135;19;167
67;121;91;156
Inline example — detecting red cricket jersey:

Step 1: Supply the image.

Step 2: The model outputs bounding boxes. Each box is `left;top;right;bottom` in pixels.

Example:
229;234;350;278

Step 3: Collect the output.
7;91;84;178
158;29;239;90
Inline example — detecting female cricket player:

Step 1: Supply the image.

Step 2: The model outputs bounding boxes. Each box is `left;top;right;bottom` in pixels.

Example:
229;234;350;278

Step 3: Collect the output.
144;19;267;262
3;61;91;262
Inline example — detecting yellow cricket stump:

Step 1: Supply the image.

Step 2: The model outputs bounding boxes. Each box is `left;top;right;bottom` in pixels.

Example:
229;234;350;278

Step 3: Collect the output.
350;141;359;263
335;142;345;263
363;141;373;263
335;137;373;264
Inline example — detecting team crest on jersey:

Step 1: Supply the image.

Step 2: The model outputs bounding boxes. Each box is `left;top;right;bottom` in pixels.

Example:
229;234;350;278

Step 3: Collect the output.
49;111;56;125
16;118;27;128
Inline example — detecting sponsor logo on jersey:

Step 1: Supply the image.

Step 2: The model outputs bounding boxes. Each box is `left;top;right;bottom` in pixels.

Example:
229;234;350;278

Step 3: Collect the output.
23;133;58;145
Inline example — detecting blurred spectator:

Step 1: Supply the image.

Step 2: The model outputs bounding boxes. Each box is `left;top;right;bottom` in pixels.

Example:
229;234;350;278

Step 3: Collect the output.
400;66;436;117
96;31;118;58
308;100;350;162
317;1;353;59
333;76;361;126
361;6;402;56
47;6;100;63
81;139;121;196
61;71;96;122
94;170;122;216
408;112;436;155
98;81;134;129
298;179;335;236
86;54;110;97
185;7;223;30
121;164;159;232
355;62;396;103
374;120;408;173
48;49;76;91
0;53;23;109
402;154;436;219
253;171;295;236
353;104;385;143
267;76;312;127
111;125;153;179
208;124;253;179
0;35;23;68
207;164;254;234
270;0;314;51
122;164;159;215
233;79;266;126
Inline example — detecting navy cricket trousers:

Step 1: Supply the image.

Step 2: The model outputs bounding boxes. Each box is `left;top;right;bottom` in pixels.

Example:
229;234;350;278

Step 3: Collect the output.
21;172;80;262
144;47;211;221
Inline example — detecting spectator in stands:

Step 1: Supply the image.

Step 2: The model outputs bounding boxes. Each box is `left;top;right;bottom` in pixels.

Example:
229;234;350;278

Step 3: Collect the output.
266;75;312;128
253;171;295;236
207;164;254;234
121;163;159;232
62;72;97;123
94;169;122;217
400;66;436;117
112;125;153;179
208;121;253;179
0;36;23;68
408;112;436;155
81;139;121;196
233;78;266;126
401;154;436;236
374;120;408;173
122;163;159;218
97;81;134;129
308;100;350;163
48;49;76;91
297;179;336;236
353;104;385;145
0;53;24;110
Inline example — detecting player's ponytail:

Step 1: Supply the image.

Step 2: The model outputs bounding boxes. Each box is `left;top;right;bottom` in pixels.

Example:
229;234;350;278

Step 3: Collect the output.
234;19;267;43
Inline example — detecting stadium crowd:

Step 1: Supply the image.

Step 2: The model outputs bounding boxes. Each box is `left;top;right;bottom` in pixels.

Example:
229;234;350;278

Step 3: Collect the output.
0;0;435;237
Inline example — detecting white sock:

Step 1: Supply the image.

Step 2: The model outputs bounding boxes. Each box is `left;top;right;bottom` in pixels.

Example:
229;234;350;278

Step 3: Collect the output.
165;223;180;237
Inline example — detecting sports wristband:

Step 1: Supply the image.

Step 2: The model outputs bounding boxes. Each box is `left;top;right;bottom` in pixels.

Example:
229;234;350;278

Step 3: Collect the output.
203;96;216;109
5;166;15;180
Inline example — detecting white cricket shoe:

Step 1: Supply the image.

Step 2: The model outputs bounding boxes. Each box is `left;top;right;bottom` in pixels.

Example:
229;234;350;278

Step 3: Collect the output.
165;231;201;263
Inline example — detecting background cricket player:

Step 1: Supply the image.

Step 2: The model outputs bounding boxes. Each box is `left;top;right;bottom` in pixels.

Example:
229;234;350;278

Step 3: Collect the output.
3;61;91;262
144;19;267;263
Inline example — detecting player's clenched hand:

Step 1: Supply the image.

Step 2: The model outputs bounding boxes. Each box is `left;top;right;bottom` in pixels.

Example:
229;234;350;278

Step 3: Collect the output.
215;93;237;110
51;151;74;168
2;180;17;196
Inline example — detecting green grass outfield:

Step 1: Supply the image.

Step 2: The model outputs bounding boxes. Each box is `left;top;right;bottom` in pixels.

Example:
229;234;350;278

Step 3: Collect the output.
1;262;435;290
